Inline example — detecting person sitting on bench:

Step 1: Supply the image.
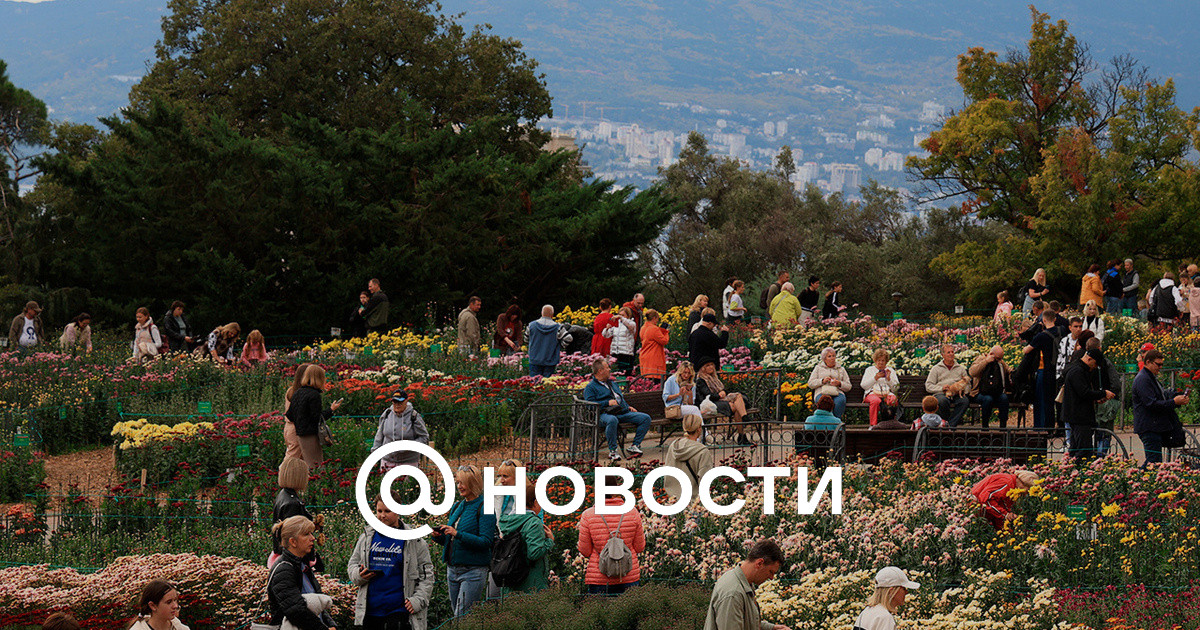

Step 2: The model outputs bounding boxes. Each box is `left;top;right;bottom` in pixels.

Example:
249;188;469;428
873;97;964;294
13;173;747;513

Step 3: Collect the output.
583;358;651;461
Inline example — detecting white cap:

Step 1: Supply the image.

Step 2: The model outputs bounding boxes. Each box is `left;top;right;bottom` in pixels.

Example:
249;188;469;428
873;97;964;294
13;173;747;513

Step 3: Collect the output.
874;566;919;590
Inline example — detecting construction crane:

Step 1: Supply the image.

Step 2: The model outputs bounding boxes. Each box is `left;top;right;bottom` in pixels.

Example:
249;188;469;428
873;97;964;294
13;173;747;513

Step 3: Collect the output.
578;101;601;119
598;106;625;120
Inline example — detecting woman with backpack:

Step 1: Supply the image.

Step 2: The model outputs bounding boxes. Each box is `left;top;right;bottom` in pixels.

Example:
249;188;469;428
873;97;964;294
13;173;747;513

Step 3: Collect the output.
576;496;645;595
431;465;495;617
131;307;165;363
493;479;554;594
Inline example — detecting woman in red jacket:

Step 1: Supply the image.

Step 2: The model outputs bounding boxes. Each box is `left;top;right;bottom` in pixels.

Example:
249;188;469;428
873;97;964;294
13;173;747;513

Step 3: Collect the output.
638;309;670;383
972;470;1039;530
577;496;645;595
591;298;616;357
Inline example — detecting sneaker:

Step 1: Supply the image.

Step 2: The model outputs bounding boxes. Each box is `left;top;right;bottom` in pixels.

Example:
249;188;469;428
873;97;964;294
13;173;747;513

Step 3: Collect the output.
627;444;643;456
737;434;754;447
609;450;623;461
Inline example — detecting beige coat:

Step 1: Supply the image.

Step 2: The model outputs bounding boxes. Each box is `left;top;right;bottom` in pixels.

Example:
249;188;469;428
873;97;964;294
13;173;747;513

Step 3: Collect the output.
968;354;1011;397
808;363;852;398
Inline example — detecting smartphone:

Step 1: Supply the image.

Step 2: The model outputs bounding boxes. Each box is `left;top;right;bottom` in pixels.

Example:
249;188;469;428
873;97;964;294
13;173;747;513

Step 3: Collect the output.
1185;388;1193;398
335;398;345;405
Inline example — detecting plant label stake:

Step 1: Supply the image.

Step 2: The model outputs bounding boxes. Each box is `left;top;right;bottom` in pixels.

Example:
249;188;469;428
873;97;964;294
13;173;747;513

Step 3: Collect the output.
1066;505;1086;521
198;401;213;414
363;437;374;449
955;305;964;314
331;327;342;338
58;408;67;420
13;433;30;448
893;312;902;320
116;402;123;415
236;444;250;458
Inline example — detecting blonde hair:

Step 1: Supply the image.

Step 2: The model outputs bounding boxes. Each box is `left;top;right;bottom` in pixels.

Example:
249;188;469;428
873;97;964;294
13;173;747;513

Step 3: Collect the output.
455;465;483;499
271;515;315;551
701;307;716;318
1014;470;1040;488
219;322;241;338
682;414;703;435
497;458;522;482
619;306;633;319
690;295;708;312
872;348;890;363
1083;300;1099;317
278;457;309;491
866;585;905;613
675;361;695;381
300;367;327;389
286;364;311;402
247;329;265;345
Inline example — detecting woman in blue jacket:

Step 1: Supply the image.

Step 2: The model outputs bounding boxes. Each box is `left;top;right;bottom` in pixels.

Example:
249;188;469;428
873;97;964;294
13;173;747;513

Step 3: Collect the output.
431;465;495;617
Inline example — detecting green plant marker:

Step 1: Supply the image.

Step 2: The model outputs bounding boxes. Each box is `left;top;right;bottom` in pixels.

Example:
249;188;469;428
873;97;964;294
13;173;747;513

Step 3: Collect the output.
58;408;67;420
197;401;213;414
431;343;442;354
363;347;373;356
1066;505;1087;521
722;365;735;372
13;433;30;448
1122;309;1133;317
489;348;501;358
116;402;123;415
1126;363;1137;373
235;444;250;458
893;312;903;320
954;334;966;343
363;437;374;449
914;348;927;357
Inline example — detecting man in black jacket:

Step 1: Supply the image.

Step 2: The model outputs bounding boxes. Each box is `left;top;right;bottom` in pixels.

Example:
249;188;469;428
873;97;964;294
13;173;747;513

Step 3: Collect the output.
1133;349;1190;465
1017;310;1062;429
688;313;729;371
1061;349;1115;461
362;278;390;334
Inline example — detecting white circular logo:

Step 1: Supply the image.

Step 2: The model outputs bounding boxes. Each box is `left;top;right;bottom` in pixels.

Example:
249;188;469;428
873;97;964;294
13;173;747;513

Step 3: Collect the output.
355;441;454;540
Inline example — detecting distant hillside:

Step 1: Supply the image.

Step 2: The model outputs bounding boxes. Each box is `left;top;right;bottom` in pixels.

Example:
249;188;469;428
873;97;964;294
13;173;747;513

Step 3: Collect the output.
1;0;1197;127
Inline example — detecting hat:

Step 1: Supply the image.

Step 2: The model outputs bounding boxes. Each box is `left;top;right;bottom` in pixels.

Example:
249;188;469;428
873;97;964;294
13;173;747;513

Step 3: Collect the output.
390;390;408;403
702;313;717;323
24;301;42;313
1141;343;1156;352
1085;348;1104;363
874;566;919;590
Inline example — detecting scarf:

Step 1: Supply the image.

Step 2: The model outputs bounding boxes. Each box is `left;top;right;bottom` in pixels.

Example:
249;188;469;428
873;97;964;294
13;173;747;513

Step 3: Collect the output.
699;370;724;396
135;319;155;344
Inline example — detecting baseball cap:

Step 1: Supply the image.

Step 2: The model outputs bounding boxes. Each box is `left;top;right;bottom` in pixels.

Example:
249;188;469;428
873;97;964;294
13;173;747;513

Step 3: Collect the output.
24;301;42;313
390;390;408;403
1085;348;1104;362
702;313;717;323
874;566;919;590
1141;343;1156;352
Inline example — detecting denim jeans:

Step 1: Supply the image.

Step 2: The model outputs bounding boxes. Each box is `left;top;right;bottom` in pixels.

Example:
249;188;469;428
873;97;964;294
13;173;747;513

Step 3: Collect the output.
935;394;969;427
813;393;847;418
1140;431;1166;465
447;565;489;618
599;410;651;452
971;393;1009;428
1121;295;1139;313
1105;296;1122;315
529;363;556;378
587;581;639;595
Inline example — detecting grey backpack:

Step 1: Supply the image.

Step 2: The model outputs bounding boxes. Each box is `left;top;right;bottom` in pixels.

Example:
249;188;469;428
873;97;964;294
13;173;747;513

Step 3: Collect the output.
598;511;633;578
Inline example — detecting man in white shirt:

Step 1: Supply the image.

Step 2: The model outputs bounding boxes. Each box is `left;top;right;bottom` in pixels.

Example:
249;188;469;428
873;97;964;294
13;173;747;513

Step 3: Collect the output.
7;301;44;350
1055;317;1084;382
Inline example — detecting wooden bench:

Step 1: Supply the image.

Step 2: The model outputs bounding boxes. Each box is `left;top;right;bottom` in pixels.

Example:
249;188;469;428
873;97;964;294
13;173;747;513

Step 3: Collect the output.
842;374;1030;427
580;389;760;454
913;427;1052;464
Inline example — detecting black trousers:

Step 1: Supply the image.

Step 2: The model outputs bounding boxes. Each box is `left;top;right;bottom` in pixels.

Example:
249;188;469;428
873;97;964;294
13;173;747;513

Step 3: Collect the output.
363;611;412;630
1068;425;1095;461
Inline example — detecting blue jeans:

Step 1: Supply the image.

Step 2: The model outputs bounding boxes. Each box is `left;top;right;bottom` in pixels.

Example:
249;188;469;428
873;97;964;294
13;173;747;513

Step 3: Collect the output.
813;393;847;418
600;410;651;452
529;363;556;377
1140;431;1166;465
971;393;1009;428
447;565;489;618
1121;295;1139;313
587;581;639;595
1105;296;1122;315
936;394;969;427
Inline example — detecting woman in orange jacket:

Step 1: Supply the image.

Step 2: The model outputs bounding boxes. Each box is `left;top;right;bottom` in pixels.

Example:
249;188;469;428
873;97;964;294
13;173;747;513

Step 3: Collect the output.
638;309;670;383
972;470;1040;530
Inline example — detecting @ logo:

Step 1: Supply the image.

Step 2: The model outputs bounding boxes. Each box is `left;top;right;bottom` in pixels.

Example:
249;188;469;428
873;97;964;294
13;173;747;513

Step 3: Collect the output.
355;441;454;541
